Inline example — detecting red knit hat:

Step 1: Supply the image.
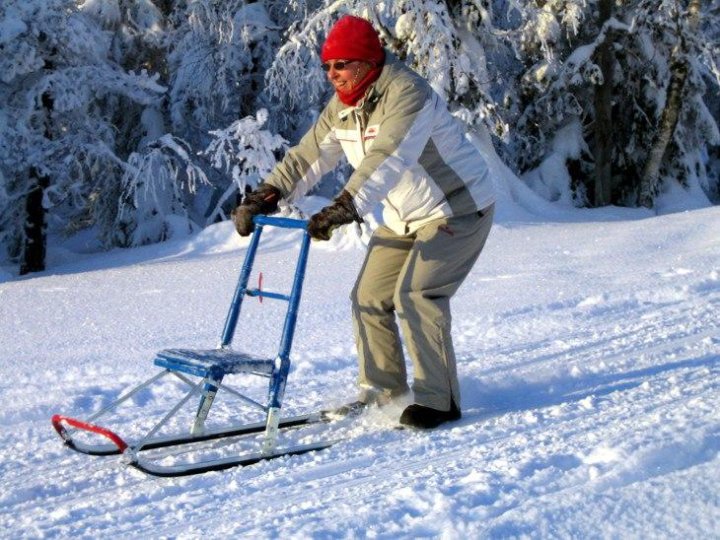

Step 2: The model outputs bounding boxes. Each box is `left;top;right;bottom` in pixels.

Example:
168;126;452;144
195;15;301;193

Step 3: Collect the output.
321;15;385;65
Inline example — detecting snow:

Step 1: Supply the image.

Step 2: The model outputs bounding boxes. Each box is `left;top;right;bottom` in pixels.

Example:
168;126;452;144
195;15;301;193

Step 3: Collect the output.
0;13;27;46
1;187;718;537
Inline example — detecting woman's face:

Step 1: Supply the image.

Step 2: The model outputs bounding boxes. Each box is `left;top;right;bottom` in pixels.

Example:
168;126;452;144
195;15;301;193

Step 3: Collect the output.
324;59;373;92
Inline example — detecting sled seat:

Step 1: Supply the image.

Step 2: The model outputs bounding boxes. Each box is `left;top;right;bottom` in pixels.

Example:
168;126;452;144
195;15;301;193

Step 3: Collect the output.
154;348;276;380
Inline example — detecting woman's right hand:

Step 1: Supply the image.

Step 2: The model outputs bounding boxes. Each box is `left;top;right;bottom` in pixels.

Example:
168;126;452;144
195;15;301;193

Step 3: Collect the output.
231;184;282;236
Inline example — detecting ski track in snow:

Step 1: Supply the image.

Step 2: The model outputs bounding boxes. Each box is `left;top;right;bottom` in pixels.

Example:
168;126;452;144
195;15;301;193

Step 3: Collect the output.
1;209;719;538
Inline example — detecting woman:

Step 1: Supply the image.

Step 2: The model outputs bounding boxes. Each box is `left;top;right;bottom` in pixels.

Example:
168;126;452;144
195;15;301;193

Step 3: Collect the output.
233;15;495;429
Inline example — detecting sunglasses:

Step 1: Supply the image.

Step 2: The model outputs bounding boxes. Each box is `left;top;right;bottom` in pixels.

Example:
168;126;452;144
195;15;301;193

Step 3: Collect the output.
321;60;358;72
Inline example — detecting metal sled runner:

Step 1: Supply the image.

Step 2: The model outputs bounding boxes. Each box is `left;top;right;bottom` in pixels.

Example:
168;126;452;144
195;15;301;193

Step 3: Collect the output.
52;216;332;476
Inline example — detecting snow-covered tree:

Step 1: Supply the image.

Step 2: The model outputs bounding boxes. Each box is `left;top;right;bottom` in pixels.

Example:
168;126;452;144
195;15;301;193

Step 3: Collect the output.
111;134;208;247
508;0;610;206
511;0;720;208
79;0;169;153
0;0;164;273
2;0;719;275
148;0;285;228
167;1;280;147
638;0;720;208
698;1;720;203
202;109;288;223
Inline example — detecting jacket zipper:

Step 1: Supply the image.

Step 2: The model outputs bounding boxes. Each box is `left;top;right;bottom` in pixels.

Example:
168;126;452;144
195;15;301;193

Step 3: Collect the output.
355;109;367;155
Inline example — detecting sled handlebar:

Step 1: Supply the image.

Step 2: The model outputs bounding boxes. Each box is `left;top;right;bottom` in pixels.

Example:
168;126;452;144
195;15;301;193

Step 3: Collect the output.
254;215;308;230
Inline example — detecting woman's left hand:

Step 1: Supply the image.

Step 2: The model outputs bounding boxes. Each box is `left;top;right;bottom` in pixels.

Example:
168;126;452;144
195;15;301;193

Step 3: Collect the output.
308;190;362;240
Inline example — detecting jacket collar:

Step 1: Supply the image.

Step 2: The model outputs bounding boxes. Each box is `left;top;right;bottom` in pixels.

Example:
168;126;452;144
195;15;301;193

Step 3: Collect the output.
337;51;402;119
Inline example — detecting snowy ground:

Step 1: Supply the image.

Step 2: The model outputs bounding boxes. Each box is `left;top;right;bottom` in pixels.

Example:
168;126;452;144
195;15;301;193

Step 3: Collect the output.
1;196;719;538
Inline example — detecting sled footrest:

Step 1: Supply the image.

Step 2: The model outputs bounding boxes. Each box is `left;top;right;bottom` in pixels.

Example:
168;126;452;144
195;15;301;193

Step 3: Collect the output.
154;348;276;379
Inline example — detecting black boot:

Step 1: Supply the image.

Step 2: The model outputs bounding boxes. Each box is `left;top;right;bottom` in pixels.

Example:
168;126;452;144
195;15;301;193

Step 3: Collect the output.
399;400;461;429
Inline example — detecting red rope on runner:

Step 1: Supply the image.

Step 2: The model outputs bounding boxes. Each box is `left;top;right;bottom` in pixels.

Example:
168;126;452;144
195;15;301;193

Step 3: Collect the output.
51;414;129;452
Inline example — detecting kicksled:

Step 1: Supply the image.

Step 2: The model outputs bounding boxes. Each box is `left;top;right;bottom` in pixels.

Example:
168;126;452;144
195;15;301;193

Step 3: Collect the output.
52;216;335;477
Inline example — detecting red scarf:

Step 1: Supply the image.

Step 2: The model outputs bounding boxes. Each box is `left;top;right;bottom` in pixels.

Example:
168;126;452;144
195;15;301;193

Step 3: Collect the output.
336;64;383;106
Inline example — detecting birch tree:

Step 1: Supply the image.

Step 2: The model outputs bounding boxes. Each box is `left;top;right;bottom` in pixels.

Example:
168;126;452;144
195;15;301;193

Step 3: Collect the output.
639;0;703;208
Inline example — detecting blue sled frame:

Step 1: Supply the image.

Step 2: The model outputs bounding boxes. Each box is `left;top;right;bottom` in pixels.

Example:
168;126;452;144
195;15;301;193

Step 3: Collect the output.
52;216;333;477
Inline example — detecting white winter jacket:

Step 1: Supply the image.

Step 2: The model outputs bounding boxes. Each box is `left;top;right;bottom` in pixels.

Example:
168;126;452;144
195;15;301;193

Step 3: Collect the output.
266;53;495;235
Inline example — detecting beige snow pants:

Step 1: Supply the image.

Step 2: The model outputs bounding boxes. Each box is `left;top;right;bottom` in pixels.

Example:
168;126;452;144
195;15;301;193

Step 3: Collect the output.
351;205;494;411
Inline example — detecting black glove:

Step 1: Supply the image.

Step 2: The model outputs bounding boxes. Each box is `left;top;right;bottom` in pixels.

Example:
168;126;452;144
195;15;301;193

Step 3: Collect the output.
308;190;362;241
231;184;282;236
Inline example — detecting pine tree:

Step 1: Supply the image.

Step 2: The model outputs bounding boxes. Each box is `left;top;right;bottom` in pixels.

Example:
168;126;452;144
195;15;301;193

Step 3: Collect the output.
0;0;164;273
